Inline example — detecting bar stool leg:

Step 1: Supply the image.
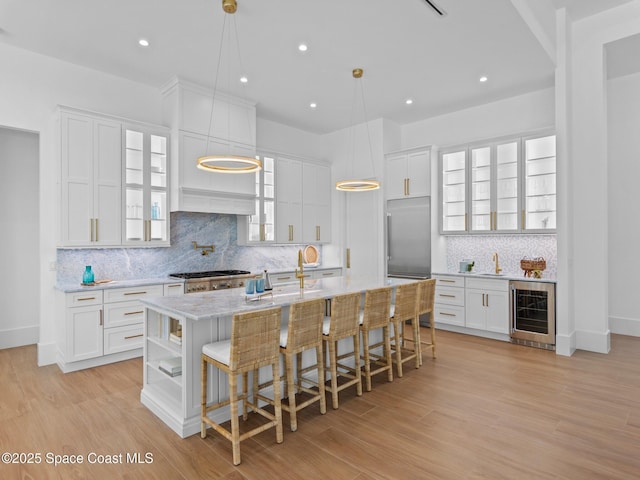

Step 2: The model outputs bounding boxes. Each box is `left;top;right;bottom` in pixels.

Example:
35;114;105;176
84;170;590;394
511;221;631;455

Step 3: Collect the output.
353;334;362;397
413;319;421;369
327;340;339;409
201;357;208;439
384;326;393;382
316;345;327;414
393;320;404;377
272;362;283;443
242;372;249;420
284;353;298;431
363;330;372;392
229;373;241;465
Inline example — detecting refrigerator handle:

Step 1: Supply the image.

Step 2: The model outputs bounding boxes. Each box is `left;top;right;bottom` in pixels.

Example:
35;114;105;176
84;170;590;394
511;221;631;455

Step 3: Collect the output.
386;213;391;260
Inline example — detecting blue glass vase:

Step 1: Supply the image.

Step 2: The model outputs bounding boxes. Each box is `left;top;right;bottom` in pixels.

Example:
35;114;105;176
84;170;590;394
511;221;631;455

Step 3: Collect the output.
83;266;94;284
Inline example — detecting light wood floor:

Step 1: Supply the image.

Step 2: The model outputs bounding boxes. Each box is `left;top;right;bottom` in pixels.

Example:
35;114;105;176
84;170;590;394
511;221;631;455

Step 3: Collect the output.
2;330;640;479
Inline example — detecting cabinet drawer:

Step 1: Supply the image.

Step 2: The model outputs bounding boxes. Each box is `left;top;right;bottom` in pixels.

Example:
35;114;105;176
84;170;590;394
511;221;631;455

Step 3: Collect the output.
164;282;185;296
103;284;164;303
465;277;509;292
434;304;465;327
434;275;464;288
103;301;144;328
311;268;342;279
104;324;144;355
435;286;465;306
67;290;103;307
270;272;299;284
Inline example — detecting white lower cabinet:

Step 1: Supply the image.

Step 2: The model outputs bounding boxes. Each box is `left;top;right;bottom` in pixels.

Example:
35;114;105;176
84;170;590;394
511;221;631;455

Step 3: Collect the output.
464;278;509;334
57;282;180;372
433;275;465;327
269;267;342;286
433;274;509;339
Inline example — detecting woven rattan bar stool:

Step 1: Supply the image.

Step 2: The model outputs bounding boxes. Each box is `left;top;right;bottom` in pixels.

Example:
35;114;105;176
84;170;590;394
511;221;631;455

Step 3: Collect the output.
323;291;363;409
359;286;393;392
256;297;327;432
389;281;421;377
200;306;283;466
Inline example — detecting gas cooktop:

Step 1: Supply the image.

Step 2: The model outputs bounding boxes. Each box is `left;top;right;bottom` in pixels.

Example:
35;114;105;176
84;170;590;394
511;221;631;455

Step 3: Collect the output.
169;270;251;279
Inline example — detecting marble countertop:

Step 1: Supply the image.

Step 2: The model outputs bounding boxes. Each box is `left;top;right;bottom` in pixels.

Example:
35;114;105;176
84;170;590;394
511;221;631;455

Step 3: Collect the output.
56;276;185;293
432;271;556;283
140;275;413;322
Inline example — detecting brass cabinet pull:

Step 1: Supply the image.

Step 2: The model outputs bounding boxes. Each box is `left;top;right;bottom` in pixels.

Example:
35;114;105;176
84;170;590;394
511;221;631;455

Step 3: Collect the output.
464;213;468;231
346;248;351;269
439;312;456;317
316;225;320;241
260;223;265;242
486;294;489;308
77;296;96;302
124;333;144;340
322;272;334;276
124;291;147;296
95;218;99;242
439;294;456;298
124;310;144;316
440;279;456;283
406;178;410;196
99;309;103;326
521;210;525;229
288;224;293;242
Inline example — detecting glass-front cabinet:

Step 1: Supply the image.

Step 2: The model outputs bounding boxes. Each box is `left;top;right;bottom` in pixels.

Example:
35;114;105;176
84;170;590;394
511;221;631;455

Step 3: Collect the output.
439;130;555;234
124;127;170;245
523;134;556;231
246;155;275;243
441;150;467;233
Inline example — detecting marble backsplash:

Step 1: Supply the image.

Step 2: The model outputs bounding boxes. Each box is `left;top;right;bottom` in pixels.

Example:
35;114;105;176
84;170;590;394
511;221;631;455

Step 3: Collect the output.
57;212;313;284
446;235;557;279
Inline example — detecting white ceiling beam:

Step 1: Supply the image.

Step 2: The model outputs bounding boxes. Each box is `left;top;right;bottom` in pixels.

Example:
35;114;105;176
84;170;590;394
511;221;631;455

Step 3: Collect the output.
510;0;557;66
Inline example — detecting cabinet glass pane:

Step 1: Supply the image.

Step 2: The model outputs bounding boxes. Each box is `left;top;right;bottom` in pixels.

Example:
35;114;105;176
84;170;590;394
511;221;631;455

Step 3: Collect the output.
442;150;466;232
496;141;518;231
471;147;490;231
524;135;556;230
150;135;167;188
126;188;144;240
247;155;275;242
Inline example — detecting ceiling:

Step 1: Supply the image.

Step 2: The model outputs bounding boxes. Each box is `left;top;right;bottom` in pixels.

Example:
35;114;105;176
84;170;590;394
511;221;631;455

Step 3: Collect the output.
0;0;635;134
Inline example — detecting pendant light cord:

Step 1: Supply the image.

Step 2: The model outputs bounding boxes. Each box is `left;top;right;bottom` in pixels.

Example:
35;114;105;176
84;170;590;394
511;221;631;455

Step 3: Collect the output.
205;12;229;145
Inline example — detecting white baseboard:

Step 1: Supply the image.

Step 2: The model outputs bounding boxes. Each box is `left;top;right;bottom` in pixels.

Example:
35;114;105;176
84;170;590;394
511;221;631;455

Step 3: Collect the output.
609;315;640;337
555;331;576;357
0;325;38;350
37;341;58;366
576;328;611;354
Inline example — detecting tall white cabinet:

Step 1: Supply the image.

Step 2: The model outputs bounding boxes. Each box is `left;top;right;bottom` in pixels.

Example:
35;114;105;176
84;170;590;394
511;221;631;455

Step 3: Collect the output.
60;109;122;246
385;148;431;199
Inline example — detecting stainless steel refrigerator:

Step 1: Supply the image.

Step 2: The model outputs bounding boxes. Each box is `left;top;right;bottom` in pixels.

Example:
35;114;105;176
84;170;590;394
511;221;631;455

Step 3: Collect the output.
386;196;431;326
386;196;431;279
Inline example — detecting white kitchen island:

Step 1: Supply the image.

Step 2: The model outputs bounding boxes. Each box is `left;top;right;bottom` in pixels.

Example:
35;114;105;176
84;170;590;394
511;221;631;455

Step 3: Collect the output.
139;275;414;438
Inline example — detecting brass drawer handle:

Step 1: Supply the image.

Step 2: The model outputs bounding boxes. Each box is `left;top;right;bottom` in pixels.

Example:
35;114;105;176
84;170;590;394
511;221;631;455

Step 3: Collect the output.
440;279;456;283
439;312;456;317
439;294;456;298
124;291;147;296
124;310;144;316
124;333;144;340
77;296;97;301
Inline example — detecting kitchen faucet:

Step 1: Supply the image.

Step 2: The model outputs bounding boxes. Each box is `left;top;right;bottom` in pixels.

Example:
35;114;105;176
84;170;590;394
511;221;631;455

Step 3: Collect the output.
295;249;305;290
492;252;502;274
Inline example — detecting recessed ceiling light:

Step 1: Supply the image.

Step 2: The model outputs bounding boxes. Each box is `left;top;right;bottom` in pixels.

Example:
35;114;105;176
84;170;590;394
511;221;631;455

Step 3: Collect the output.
479;76;488;82
138;39;150;47
309;102;317;109
298;43;308;52
405;99;414;105
240;76;248;83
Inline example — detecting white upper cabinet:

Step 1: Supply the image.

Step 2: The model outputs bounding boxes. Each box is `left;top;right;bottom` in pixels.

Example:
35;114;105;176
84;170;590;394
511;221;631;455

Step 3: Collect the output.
162;79;256;215
60;108;122;247
439;131;555;235
276;157;303;243
302;162;332;243
385;148;431;199
123;127;170;246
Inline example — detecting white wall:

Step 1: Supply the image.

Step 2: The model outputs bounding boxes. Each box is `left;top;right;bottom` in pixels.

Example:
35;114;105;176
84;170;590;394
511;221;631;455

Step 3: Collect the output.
0;127;39;348
607;71;640;336
401;87;555;149
559;1;640;354
0;43;164;365
257;117;325;161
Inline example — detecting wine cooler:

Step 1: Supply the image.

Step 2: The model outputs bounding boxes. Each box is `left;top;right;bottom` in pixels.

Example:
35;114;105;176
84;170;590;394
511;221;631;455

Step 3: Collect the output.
510;280;556;349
